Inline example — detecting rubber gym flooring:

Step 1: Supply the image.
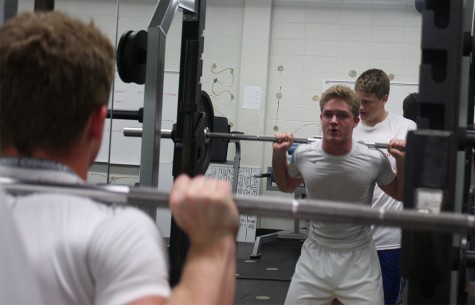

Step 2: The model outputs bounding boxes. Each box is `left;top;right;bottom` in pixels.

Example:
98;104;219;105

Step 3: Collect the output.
235;231;303;305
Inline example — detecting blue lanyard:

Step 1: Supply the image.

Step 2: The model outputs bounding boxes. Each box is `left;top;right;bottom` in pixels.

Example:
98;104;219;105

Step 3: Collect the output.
0;157;75;175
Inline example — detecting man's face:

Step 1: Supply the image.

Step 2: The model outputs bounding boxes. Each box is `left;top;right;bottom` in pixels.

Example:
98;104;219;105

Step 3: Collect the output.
355;90;387;124
320;97;359;144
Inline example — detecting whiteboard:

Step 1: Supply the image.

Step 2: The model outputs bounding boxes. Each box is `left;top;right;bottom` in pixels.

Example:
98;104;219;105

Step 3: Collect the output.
322;80;419;117
96;71;179;165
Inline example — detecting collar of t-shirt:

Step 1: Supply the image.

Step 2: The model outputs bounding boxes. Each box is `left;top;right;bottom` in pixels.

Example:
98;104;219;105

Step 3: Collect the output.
0;157;75;174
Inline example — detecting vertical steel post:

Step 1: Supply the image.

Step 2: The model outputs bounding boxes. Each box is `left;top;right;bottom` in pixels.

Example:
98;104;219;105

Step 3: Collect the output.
140;0;179;188
139;0;180;220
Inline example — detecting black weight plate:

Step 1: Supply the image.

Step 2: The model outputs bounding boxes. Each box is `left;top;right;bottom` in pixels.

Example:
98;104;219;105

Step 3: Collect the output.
116;31;133;83
116;30;147;84
196;90;215;174
200;90;214;134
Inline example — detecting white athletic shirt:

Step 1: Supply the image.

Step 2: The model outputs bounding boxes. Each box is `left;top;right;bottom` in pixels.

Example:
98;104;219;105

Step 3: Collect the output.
288;140;395;250
0;163;171;305
0;187;44;304
353;112;417;250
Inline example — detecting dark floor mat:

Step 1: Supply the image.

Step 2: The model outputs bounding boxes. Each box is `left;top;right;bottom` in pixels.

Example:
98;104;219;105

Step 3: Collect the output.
235;279;291;305
236;239;302;281
237;257;297;281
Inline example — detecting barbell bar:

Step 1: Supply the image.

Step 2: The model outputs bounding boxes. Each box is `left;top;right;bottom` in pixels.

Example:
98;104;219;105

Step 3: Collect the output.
1;176;474;234
123;127;388;149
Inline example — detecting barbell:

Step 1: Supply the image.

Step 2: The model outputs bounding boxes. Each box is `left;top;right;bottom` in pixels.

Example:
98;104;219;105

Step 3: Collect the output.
1;176;474;234
122;127;389;149
108;91;393;175
123;126;391;175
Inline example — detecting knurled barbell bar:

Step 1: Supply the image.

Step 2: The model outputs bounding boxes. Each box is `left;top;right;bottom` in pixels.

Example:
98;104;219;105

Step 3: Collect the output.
122;127;389;149
1;177;474;234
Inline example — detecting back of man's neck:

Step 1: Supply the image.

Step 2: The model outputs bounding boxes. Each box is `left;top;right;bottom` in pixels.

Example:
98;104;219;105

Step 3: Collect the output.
1;149;87;180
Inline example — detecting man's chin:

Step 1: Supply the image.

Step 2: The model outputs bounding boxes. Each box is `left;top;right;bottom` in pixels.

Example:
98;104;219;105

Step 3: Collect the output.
326;134;341;141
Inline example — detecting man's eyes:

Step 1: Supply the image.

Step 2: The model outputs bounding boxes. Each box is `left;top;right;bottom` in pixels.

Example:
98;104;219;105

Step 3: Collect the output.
323;113;350;119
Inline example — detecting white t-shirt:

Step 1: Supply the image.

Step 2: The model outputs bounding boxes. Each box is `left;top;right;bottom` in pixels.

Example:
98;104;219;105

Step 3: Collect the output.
1;164;171;305
353;112;417;250
288;140;395;250
0;187;44;305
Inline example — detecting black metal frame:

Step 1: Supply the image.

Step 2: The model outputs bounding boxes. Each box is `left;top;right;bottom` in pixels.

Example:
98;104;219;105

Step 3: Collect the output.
34;0;54;11
169;0;206;286
402;0;474;303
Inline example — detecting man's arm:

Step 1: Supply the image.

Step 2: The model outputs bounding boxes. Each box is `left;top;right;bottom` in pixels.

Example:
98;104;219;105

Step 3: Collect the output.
128;175;239;305
272;132;304;193
378;139;405;201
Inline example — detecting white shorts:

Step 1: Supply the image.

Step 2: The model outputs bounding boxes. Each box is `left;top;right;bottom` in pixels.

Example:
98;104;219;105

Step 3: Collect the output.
284;239;383;305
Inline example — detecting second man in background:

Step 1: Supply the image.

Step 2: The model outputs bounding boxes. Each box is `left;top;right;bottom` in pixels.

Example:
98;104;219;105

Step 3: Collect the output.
354;69;417;305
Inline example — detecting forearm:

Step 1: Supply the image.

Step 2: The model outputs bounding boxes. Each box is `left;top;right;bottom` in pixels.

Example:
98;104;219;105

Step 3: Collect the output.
272;150;293;192
395;158;404;201
166;237;236;305
387;139;406;201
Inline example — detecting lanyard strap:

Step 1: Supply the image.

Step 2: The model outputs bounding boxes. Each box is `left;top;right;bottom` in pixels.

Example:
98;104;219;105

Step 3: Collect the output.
0;157;75;175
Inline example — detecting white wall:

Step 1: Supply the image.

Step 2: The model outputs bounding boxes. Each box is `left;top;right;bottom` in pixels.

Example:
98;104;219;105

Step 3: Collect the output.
262;0;421;168
16;0;422;231
259;0;421;229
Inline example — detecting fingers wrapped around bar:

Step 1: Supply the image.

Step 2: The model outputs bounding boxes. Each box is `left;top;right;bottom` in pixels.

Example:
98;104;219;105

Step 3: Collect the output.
169;174;240;246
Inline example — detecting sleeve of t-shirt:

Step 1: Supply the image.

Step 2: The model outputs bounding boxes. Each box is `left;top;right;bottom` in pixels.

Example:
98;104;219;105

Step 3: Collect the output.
88;207;171;305
288;145;302;179
407;119;417;131
397;119;417;139
376;150;396;186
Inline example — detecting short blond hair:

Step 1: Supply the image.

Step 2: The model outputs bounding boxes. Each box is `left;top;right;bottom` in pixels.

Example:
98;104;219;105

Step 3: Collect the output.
320;85;360;119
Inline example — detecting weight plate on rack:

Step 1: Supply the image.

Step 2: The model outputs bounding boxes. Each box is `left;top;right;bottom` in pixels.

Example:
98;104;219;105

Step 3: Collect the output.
196;90;214;174
116;30;147;84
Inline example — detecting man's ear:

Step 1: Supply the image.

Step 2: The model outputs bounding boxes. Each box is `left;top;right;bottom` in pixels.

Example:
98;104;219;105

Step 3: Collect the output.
353;117;360;128
382;95;389;103
88;105;107;139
